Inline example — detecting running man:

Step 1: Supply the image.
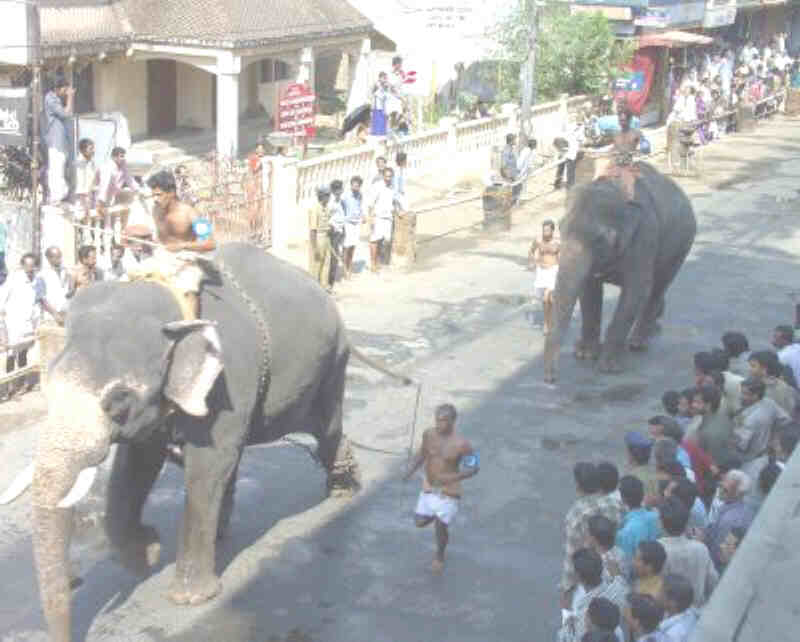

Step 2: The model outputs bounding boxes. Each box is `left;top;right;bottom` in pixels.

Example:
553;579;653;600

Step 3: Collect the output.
529;219;560;335
404;404;479;573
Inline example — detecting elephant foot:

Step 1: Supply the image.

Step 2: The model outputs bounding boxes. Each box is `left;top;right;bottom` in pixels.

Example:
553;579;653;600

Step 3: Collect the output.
113;525;161;576
327;439;361;497
543;366;558;384
628;337;648;352
597;354;624;374
575;341;601;361
167;574;223;606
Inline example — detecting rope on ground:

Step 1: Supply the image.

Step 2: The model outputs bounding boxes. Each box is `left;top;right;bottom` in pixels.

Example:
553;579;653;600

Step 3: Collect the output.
348;380;424;459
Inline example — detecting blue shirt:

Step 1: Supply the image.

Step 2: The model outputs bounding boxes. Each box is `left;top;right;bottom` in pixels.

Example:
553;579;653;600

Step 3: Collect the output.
342;191;363;224
41;90;70;153
616;508;661;558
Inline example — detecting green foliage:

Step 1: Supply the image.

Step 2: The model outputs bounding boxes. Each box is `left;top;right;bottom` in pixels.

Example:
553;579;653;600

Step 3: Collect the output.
493;4;634;102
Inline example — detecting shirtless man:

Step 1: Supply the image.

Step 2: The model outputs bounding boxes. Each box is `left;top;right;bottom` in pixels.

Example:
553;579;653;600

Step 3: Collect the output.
404;404;479;573
144;170;216;318
529;219;560;335
597;103;641;202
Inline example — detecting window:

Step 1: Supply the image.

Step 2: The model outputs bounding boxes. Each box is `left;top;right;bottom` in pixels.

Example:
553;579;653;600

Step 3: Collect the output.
260;59;290;83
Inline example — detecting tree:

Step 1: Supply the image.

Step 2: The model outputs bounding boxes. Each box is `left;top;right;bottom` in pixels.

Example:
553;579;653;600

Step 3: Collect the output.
493;4;634;102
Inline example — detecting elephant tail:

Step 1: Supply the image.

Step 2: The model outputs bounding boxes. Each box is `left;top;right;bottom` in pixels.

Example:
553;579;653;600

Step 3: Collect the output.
348;344;414;385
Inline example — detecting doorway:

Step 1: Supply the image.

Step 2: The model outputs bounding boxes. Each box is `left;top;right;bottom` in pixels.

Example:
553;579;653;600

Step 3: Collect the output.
147;60;177;135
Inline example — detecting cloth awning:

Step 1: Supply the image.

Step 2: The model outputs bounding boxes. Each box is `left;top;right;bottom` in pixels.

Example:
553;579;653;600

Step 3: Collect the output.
637;30;713;49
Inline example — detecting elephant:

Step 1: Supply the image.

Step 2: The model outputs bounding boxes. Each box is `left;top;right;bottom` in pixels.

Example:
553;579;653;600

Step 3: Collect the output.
543;162;697;382
0;242;411;642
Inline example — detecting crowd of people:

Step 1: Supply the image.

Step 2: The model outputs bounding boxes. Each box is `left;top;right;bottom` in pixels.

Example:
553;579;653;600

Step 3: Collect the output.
666;34;797;144
307;150;409;292
556;325;799;641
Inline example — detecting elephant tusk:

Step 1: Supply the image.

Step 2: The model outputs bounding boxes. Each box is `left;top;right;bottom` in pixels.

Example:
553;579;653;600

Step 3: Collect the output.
0;462;35;505
57;467;99;509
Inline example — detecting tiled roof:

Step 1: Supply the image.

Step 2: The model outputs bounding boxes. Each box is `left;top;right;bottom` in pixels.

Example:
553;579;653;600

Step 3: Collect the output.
40;0;371;51
40;3;132;48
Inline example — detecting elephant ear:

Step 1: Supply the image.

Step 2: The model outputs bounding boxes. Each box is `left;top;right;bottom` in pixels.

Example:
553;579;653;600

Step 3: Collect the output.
162;321;223;417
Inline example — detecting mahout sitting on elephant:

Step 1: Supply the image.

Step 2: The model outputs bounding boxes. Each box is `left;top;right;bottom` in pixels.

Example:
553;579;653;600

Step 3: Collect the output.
0;242;410;642
543;162;697;382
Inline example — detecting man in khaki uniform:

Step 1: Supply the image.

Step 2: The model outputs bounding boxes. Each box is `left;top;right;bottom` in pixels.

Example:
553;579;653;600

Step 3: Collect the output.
309;186;333;290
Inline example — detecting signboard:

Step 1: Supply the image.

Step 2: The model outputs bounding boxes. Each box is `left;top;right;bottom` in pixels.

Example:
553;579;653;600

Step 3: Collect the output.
418;3;474;30
0;1;39;66
635;9;669;28
614;71;646;92
76;117;118;167
278;83;316;139
703;6;737;28
643;1;706;28
571;5;633;20
0;87;29;146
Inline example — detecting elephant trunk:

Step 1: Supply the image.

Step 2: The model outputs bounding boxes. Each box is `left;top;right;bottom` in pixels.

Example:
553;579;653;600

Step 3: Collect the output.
31;381;114;642
543;241;592;381
32;470;77;642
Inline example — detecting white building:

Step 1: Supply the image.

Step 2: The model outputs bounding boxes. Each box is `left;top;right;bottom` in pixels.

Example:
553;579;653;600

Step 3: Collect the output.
36;0;387;156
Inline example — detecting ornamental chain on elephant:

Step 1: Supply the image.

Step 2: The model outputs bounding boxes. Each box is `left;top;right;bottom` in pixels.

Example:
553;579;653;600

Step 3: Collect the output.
543;162;697;382
1;243;411;642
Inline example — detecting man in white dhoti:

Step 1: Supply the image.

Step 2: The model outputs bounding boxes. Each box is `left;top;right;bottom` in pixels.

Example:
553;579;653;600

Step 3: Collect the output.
1;254;58;397
367;167;399;273
529;219;560;334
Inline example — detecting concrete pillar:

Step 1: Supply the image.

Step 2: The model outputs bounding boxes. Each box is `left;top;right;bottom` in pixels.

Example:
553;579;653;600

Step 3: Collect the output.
297;46;314;89
216;52;241;158
268;157;297;260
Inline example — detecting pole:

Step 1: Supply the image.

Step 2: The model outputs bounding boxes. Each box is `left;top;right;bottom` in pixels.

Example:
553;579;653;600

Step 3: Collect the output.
519;0;539;146
29;1;42;257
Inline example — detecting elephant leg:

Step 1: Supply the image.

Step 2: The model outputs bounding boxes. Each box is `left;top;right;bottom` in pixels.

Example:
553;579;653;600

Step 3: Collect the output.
600;278;652;373
316;356;360;495
576;278;603;360
106;437;168;576
168;434;242;606
629;251;686;350
629;293;665;351
216;463;238;541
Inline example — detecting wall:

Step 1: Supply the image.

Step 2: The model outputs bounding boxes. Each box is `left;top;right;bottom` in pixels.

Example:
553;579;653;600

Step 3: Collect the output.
92;58;147;137
176;62;213;130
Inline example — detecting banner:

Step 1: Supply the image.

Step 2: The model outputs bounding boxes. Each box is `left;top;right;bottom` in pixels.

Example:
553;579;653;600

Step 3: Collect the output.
614;49;657;115
0;88;29;147
278;83;316;139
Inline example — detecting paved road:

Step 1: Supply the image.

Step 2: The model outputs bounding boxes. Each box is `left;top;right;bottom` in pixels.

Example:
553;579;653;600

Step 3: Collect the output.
1;116;800;642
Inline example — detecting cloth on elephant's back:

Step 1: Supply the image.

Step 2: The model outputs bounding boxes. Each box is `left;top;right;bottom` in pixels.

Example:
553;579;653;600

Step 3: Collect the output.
124;249;208;320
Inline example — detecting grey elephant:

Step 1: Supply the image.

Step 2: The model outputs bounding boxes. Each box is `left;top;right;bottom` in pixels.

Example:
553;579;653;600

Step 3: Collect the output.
0;243;410;642
543;162;697;382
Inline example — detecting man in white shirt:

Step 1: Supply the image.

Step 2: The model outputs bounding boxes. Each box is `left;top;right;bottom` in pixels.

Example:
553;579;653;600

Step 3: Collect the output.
39;246;71;324
367;166;398;273
97;147;139;216
73;138;98;218
517;138;538;178
772;325;800;385
1;254;57;396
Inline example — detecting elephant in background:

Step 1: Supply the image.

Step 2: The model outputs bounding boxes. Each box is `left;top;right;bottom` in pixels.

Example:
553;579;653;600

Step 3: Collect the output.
0;243;409;642
543;162;697;382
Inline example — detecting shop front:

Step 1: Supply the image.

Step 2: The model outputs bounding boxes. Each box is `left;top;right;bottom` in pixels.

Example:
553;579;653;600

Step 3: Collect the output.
734;0;790;44
703;0;739;33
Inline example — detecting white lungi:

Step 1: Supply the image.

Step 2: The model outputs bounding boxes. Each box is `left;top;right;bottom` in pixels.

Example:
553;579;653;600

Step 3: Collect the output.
343;221;361;248
370;217;393;243
534;264;558;291
415;490;459;525
130;249;206;294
